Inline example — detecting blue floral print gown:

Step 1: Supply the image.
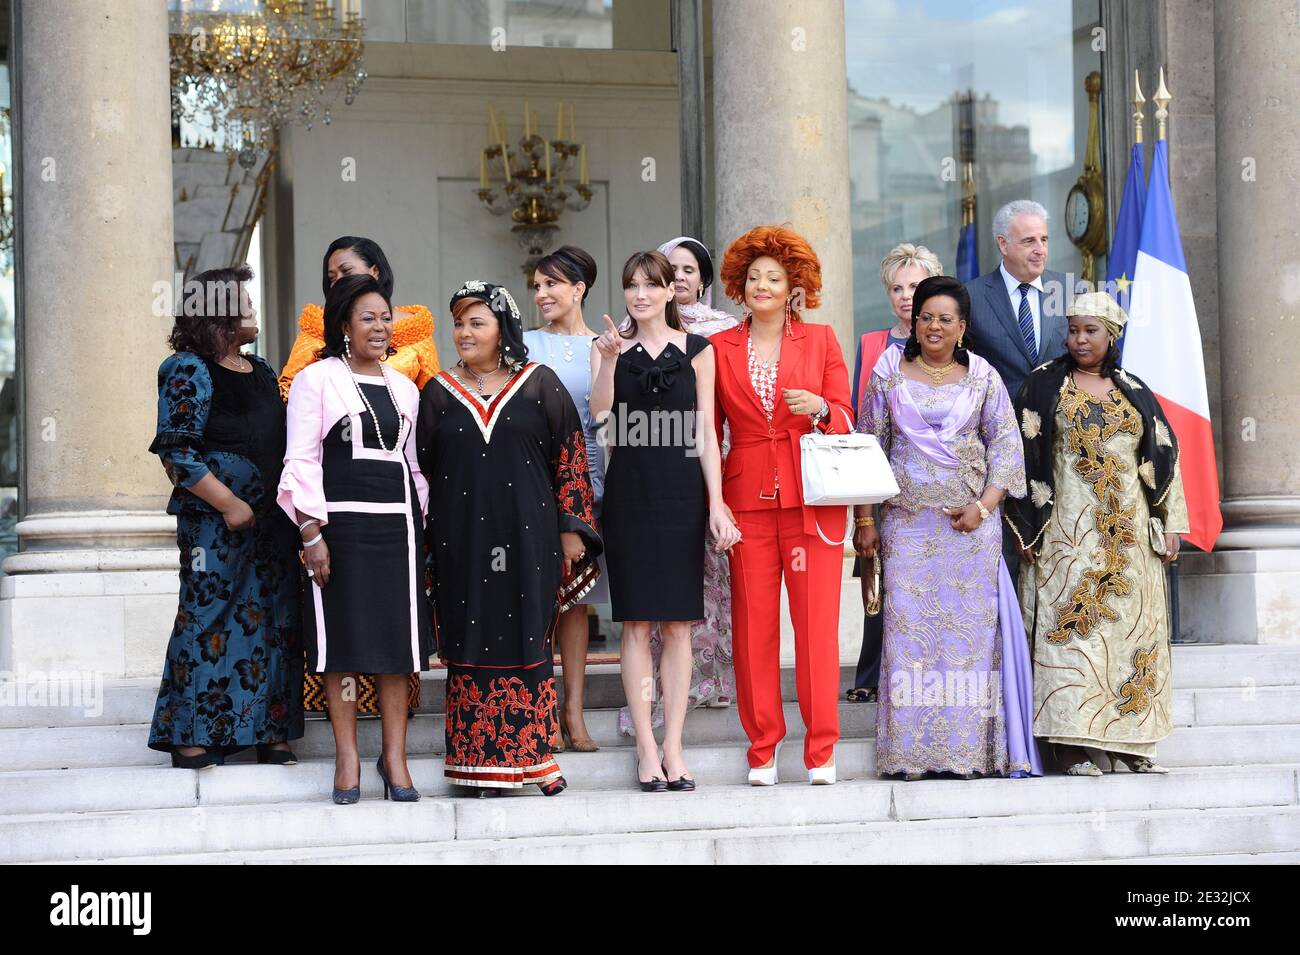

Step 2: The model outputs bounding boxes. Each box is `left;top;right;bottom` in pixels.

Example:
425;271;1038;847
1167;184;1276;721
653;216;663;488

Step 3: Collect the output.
147;352;304;754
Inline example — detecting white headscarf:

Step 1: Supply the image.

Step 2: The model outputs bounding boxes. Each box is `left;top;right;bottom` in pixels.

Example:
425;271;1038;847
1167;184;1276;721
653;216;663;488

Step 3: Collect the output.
657;235;715;309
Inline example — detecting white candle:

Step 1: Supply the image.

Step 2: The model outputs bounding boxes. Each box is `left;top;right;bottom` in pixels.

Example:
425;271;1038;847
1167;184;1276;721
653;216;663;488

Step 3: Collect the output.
499;116;511;182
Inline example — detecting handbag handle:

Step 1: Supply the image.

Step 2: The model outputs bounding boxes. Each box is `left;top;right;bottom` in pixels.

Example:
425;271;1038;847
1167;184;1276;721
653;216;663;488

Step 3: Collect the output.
813;511;850;548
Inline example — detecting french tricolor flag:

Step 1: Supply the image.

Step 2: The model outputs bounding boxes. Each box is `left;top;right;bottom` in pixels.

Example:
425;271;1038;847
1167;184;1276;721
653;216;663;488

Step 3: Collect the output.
1123;140;1223;551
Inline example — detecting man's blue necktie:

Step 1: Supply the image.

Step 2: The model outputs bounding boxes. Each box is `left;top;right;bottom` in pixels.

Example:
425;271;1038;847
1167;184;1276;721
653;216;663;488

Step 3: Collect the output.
1017;282;1038;363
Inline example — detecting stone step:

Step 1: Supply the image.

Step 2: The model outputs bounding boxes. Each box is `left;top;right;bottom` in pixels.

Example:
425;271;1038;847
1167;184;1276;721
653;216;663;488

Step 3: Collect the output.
1166;644;1300;688
5;645;1298;730
6;681;1300;772
2;722;1296;818
0;699;846;770
1053;850;1300;865
30;802;1300;866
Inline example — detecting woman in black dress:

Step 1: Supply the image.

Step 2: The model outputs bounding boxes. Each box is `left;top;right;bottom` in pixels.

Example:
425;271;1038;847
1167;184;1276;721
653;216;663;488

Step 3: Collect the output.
418;280;601;797
279;275;432;804
149;265;303;769
591;251;740;792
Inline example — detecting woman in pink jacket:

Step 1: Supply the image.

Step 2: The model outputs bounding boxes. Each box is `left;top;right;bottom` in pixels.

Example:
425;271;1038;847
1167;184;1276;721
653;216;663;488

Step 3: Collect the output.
279;274;432;804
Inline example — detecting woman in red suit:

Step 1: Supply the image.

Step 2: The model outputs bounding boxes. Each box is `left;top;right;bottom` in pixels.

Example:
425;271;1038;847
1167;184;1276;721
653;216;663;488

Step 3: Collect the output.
713;226;854;785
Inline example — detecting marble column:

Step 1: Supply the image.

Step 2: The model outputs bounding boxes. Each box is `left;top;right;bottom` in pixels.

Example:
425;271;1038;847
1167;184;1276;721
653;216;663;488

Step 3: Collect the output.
711;0;858;664
711;0;854;353
2;1;178;676
1177;0;1300;644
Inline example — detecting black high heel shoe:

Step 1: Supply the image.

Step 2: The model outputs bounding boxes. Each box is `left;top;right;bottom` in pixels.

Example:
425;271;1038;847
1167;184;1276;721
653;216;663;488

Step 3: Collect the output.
662;761;696;792
256;744;298;766
376;755;420;802
171;748;222;770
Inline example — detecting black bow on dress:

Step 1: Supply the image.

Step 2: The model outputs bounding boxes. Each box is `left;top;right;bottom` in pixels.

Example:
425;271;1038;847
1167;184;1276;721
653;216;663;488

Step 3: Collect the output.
637;359;681;394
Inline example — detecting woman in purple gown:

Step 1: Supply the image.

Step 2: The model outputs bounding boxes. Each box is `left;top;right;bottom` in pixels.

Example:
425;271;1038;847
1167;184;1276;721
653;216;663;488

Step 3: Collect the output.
856;276;1041;780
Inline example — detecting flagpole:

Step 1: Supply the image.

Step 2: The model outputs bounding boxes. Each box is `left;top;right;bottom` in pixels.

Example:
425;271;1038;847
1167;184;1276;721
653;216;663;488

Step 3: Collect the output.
1150;64;1185;643
1109;75;1146;326
1154;67;1171;180
1132;69;1145;145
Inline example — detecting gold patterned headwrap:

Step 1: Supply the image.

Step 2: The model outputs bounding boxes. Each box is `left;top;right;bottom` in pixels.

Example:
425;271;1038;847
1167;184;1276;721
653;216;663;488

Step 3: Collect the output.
1067;290;1128;340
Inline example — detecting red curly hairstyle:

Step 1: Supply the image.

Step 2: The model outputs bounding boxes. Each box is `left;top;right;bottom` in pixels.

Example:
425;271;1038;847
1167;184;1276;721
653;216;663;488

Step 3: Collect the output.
719;225;822;315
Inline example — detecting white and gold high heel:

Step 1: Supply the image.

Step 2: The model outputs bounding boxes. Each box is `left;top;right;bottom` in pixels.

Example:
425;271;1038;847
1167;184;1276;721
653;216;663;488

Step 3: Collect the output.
808;756;836;786
748;747;779;786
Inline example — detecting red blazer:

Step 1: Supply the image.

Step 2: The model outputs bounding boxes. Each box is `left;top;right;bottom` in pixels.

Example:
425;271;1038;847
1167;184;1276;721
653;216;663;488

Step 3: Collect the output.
713;321;855;543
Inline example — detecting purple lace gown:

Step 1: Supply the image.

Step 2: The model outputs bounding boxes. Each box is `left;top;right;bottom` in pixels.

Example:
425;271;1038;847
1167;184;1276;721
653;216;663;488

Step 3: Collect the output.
858;349;1041;777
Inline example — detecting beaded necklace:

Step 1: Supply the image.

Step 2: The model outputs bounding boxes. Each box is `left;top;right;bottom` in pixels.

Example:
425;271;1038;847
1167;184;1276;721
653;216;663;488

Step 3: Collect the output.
342;357;404;452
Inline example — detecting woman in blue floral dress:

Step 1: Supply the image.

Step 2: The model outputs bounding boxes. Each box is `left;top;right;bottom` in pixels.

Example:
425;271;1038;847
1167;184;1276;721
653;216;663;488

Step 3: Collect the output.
148;265;304;769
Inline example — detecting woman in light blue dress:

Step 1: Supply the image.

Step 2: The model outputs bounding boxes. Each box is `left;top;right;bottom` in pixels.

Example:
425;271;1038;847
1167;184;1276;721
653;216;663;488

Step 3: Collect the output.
523;245;607;751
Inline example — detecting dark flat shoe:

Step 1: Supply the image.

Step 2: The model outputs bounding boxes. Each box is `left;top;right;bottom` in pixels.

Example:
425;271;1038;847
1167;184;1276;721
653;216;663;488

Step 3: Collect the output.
171;749;222;769
846;687;878;703
638;773;668;793
539;776;567;797
256;744;298;766
663;762;696;792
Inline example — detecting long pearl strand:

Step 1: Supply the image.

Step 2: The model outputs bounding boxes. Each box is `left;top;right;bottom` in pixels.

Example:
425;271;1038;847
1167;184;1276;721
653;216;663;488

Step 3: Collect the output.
342;356;404;452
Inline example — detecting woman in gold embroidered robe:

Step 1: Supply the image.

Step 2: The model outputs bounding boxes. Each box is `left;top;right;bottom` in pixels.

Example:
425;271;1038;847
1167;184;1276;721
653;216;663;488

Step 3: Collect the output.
1007;292;1188;775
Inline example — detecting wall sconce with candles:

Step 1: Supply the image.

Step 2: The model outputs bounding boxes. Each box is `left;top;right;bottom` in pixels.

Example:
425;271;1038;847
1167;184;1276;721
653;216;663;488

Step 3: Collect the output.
476;100;593;281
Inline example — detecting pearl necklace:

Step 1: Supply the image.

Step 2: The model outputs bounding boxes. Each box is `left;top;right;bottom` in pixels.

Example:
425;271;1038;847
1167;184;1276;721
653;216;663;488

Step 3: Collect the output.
342;357;404;453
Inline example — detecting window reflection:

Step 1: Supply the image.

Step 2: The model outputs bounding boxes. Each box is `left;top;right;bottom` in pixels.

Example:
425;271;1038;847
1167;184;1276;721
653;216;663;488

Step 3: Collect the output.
404;0;609;47
0;0;14;570
846;0;1102;335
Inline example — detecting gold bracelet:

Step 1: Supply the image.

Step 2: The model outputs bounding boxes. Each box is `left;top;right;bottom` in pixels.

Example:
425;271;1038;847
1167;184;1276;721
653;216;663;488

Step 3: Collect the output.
854;516;875;528
975;501;990;521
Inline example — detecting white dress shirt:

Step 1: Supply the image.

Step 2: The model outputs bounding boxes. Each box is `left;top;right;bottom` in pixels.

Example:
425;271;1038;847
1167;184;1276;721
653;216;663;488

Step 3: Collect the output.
1000;261;1043;355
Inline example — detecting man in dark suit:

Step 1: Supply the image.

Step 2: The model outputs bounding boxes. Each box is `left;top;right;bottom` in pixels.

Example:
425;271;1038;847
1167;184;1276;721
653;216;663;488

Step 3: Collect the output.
964;199;1072;401
964;199;1074;577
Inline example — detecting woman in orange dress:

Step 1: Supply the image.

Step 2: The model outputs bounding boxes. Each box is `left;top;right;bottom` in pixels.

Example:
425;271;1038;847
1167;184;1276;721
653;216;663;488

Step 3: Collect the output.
278;236;440;398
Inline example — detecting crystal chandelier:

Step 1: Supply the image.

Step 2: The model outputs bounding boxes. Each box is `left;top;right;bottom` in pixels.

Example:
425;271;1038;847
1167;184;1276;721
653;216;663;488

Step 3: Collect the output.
477;101;593;279
169;1;366;166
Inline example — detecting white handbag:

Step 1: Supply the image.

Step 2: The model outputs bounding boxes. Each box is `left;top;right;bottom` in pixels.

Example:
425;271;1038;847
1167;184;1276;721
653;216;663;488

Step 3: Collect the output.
800;432;899;507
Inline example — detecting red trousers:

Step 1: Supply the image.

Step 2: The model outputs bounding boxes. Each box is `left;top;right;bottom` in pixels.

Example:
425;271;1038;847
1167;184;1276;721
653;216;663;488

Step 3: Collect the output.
728;506;841;769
